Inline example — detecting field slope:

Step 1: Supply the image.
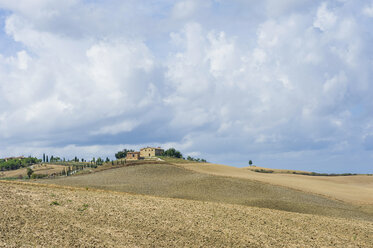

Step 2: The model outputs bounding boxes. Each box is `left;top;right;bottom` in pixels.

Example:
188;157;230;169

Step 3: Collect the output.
1;181;373;247
176;162;373;205
40;163;373;221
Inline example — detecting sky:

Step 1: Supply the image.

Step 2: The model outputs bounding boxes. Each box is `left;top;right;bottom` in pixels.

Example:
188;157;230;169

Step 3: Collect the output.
0;0;373;173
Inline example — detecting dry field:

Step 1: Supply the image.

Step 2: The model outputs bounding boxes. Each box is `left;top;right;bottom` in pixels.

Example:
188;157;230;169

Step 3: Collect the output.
40;163;373;221
176;162;373;205
0;164;65;178
1;181;373;247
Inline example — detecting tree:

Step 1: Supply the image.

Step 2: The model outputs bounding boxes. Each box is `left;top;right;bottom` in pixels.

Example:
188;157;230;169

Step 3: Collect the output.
115;149;134;159
46;156;49;163
163;148;182;158
249;160;253;166
96;157;103;165
105;157;110;163
43;153;45;163
27;167;34;179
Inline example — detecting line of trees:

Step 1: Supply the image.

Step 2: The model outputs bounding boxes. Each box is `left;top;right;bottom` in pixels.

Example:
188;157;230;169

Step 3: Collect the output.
186;156;207;162
42;153;116;165
42;154;96;163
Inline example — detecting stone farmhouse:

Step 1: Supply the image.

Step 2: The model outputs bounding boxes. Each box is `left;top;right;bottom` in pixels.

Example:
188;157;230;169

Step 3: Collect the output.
126;152;141;161
126;147;164;161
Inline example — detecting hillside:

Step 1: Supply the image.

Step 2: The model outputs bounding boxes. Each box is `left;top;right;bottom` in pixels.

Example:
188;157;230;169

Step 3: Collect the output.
175;162;373;205
40;162;373;221
0;163;65;179
0;182;373;247
1;181;373;247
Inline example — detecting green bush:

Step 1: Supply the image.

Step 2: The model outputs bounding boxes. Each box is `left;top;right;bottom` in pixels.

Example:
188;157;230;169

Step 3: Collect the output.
253;169;274;173
31;173;48;179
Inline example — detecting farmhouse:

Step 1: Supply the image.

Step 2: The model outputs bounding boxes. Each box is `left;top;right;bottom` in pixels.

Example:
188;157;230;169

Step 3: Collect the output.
3;156;25;162
140;147;164;158
126;152;141;160
123;147;164;161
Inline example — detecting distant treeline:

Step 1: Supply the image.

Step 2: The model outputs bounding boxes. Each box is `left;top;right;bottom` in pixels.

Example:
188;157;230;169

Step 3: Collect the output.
186;156;207;162
293;171;359;176
0;157;41;171
253;169;361;176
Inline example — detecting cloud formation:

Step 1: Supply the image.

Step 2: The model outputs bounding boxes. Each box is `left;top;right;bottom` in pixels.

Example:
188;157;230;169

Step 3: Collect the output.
0;0;372;172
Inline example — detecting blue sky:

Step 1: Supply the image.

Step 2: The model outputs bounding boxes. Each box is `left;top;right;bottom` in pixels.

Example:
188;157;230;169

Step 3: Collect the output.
0;0;373;173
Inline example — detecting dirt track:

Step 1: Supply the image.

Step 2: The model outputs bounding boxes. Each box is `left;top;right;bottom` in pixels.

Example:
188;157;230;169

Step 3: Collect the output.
1;181;373;247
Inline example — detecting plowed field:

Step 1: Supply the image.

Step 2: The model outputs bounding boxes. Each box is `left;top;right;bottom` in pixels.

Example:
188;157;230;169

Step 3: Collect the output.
1;181;372;247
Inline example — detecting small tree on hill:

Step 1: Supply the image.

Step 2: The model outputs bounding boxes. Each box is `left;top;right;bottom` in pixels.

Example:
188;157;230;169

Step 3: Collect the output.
27;167;34;179
96;157;103;165
249;160;253;166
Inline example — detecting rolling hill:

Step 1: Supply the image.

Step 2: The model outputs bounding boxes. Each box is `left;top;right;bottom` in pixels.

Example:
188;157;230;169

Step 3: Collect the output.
39;162;373;221
175;162;373;205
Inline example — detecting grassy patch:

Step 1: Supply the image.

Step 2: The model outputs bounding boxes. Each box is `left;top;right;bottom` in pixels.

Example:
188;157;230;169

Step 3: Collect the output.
78;203;89;212
0;177;21;181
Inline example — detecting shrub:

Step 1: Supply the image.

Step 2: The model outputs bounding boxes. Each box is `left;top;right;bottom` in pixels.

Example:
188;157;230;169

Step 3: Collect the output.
31;173;47;179
253;169;274;173
27;168;34;179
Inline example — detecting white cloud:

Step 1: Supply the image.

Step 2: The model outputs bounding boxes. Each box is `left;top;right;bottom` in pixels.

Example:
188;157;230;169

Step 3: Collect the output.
363;2;373;17
172;0;198;19
91;120;139;135
0;0;373;172
313;2;337;32
171;0;212;20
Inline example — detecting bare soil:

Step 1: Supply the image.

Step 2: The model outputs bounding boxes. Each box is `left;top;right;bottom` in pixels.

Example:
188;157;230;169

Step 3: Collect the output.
39;163;373;221
1;181;373;247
